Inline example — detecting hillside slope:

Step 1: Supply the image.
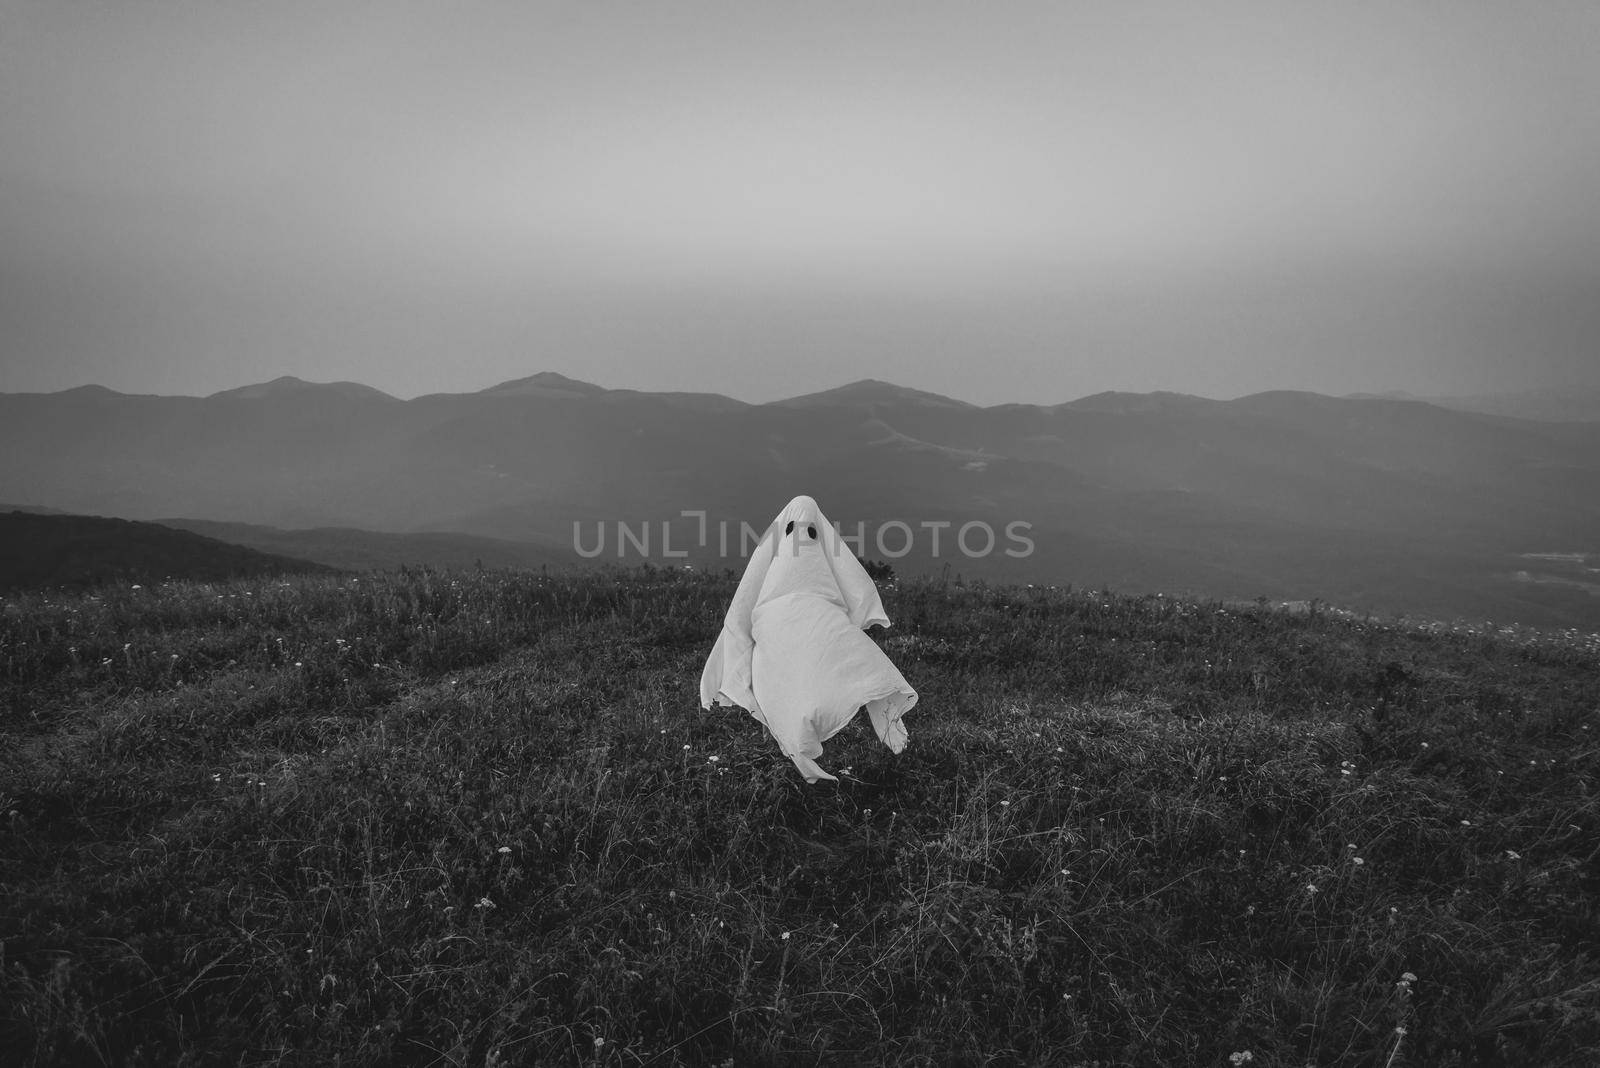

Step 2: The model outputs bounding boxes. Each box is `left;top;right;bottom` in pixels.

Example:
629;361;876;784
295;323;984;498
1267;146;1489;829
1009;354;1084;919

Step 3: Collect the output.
156;517;570;573
0;511;332;591
2;569;1596;1064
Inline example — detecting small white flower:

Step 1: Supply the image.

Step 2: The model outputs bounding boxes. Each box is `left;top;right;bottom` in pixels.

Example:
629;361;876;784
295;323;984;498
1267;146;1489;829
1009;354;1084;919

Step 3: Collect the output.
1306;883;1319;894
781;931;791;941
1460;819;1472;827
1394;1025;1408;1036
498;846;511;854
593;1037;606;1049
131;584;142;590
475;896;495;910
1400;971;1417;982
1347;843;1357;850
682;744;691;751
1352;856;1365;865
708;755;720;763
1505;850;1521;860
1000;800;1011;807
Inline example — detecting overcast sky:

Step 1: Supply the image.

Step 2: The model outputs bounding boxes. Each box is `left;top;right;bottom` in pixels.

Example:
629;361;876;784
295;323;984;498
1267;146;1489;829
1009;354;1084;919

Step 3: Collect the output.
2;2;1598;403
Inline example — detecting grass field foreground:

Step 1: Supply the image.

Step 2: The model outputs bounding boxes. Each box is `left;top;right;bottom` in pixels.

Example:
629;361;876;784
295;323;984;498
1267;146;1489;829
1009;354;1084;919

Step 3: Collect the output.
2;567;1598;1065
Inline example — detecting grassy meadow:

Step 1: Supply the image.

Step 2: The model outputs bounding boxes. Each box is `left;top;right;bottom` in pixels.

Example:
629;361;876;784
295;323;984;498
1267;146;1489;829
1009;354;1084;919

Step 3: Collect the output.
2;567;1599;1066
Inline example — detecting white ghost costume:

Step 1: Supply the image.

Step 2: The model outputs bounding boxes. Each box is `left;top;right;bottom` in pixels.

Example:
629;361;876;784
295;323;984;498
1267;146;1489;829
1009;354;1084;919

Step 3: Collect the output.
700;495;917;782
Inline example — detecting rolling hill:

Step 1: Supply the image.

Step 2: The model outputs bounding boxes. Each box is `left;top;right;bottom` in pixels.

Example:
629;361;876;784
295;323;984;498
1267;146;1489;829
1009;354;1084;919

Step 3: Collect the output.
0;511;331;592
2;375;1598;626
4;567;1597;1063
155;517;570;573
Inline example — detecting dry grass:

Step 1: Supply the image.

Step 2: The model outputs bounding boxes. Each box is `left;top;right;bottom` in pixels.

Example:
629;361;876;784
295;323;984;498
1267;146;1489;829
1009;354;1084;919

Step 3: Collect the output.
2;567;1598;1066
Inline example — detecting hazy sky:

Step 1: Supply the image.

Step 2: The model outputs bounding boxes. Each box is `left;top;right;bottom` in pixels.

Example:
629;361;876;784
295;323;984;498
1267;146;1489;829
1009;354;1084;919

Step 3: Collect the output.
3;1;1598;403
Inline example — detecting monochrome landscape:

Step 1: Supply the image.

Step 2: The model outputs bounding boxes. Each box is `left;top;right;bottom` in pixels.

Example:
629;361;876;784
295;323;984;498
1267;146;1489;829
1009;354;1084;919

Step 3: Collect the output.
4;3;1600;1065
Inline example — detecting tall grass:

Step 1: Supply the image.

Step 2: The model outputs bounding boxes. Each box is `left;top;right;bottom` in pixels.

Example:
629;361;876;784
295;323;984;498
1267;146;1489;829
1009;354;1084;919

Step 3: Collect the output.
2;567;1598;1065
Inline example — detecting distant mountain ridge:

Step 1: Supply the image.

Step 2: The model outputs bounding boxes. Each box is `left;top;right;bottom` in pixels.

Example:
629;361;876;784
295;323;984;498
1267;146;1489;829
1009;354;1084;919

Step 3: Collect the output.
1346;387;1600;423
4;373;1598;627
16;374;1600;419
208;375;398;402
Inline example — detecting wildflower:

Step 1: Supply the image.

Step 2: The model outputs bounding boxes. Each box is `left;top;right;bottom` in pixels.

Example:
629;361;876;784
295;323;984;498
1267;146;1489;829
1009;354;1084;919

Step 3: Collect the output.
594;1037;606;1049
708;755;720;763
1505;850;1521;860
1353;857;1365;865
1229;1053;1254;1065
1400;971;1417;982
1347;843;1357;850
1460;819;1472;827
781;931;791;941
1394;1025;1408;1036
131;584;142;590
294;661;303;668
682;744;691;751
1420;741;1429;748
1306;883;1319;894
211;773;220;782
498;846;512;854
1000;800;1011;807
475;897;495;910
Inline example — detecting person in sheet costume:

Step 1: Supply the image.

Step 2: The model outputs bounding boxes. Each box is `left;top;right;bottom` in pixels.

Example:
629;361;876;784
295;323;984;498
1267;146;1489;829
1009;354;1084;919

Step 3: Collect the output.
700;495;917;782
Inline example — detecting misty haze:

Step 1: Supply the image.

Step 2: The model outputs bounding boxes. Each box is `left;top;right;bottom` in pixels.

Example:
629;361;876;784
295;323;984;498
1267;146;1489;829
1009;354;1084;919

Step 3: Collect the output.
3;4;1599;1066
